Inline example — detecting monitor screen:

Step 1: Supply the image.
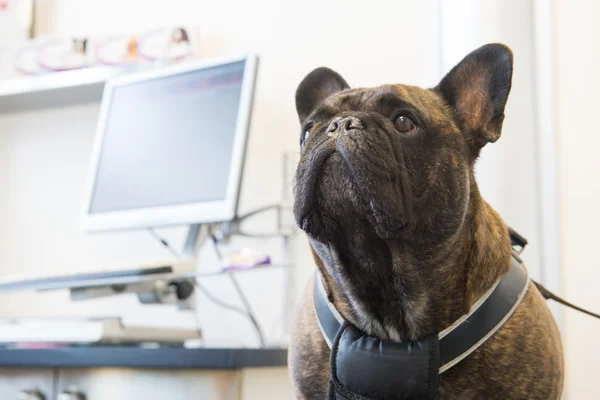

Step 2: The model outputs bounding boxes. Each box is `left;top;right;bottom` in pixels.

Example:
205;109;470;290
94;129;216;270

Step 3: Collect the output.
82;55;257;231
91;61;244;213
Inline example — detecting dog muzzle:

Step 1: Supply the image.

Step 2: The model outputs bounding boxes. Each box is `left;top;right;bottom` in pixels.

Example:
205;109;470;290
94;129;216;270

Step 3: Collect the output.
314;253;530;400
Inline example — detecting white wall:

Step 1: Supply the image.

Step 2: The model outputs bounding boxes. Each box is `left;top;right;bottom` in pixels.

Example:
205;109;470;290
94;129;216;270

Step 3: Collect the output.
555;1;600;398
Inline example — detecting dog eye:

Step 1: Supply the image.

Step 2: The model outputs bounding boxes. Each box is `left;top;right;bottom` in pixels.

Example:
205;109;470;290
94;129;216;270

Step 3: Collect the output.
301;125;312;147
394;115;417;135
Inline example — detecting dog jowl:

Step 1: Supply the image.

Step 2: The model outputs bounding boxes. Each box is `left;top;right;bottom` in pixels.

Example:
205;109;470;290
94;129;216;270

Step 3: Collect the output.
289;44;563;399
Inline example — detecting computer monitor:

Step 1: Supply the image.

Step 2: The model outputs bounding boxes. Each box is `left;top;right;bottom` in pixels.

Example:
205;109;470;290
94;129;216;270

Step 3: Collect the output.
81;54;258;231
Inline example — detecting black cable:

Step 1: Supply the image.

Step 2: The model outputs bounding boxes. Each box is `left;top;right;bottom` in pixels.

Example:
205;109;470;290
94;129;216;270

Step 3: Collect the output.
235;204;281;222
226;272;266;346
235;231;284;238
147;225;267;346
148;225;267;346
147;207;279;347
147;228;182;259
192;280;253;318
209;233;266;347
232;204;285;238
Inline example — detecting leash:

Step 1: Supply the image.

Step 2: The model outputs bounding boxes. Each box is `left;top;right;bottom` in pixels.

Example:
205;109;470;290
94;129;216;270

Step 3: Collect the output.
533;281;600;319
509;227;600;320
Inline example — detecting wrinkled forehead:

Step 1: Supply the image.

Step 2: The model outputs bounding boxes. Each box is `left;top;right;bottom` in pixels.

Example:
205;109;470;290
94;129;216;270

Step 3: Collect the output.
315;84;451;125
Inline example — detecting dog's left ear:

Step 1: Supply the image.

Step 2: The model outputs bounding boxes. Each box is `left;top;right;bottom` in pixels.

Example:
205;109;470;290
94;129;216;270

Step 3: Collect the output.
436;43;513;158
296;67;349;123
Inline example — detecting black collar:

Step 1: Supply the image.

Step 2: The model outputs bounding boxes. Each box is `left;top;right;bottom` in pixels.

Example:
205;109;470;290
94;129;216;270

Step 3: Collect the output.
314;253;530;399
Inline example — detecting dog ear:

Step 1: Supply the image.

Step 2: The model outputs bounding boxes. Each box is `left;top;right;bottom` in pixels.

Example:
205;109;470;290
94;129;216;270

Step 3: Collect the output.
436;43;513;157
296;67;349;123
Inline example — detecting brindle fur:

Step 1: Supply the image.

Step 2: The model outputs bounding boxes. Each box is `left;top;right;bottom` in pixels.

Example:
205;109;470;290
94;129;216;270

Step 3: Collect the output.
289;44;564;399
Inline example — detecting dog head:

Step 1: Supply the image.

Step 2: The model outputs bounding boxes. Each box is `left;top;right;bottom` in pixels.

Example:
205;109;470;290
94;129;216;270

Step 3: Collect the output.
293;44;513;339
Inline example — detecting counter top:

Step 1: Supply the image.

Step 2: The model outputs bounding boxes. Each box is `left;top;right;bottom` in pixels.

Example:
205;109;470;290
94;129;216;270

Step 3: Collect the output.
0;346;288;369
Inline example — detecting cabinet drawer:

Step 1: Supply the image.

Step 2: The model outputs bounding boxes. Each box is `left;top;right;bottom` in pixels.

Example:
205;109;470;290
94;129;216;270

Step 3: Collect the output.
56;368;240;400
0;368;54;400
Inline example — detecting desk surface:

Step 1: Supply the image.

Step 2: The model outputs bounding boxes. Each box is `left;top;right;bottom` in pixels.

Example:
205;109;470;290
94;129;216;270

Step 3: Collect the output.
0;346;288;369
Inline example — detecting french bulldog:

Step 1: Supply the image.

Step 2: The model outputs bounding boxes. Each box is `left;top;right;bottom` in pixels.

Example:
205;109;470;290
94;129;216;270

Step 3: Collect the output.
289;43;564;399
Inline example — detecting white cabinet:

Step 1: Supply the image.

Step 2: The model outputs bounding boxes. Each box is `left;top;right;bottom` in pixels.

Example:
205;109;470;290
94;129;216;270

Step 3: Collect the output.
0;368;54;400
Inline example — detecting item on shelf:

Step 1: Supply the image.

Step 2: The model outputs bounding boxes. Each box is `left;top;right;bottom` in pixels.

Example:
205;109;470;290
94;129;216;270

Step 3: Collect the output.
7;26;197;76
97;34;139;65
12;40;39;75
96;26;196;66
13;36;94;75
36;37;93;71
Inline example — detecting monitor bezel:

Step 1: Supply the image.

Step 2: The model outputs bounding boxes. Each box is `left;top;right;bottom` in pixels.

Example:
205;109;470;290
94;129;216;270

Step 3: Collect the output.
80;53;258;232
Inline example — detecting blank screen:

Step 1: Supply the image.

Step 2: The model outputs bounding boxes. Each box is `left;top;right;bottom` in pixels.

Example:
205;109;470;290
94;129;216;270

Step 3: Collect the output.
89;61;245;214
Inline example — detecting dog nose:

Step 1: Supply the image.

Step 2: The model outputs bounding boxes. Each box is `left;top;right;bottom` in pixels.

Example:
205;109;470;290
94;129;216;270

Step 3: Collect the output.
327;116;363;136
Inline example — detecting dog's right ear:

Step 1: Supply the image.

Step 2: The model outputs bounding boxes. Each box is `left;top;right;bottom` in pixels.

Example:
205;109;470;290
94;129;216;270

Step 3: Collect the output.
435;43;513;159
296;67;349;123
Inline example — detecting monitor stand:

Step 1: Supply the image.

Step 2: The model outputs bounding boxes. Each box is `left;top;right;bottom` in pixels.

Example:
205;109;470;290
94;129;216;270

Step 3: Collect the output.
182;223;204;259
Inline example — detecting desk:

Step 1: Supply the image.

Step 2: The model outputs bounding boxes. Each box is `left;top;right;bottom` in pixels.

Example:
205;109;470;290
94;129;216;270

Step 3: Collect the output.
0;346;290;399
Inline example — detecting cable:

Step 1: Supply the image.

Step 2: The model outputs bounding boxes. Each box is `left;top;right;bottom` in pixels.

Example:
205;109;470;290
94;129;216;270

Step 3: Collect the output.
235;204;281;221
209;228;225;259
226;272;266;346
192;279;253;317
193;278;265;347
209;233;266;347
146;226;266;346
235;231;284;239
232;204;285;238
147;227;182;259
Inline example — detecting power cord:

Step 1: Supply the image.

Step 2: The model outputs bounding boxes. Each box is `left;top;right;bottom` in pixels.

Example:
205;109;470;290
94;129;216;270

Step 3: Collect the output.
236;204;281;221
208;229;266;346
147;227;267;347
192;279;260;323
231;204;285;238
147;227;183;259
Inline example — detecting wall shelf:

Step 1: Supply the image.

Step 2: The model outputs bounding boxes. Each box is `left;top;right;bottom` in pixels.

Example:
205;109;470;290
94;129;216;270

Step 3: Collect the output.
0;67;134;114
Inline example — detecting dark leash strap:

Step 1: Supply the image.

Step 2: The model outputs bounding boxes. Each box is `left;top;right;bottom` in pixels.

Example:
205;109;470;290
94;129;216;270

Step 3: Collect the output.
509;227;600;320
533;281;600;319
